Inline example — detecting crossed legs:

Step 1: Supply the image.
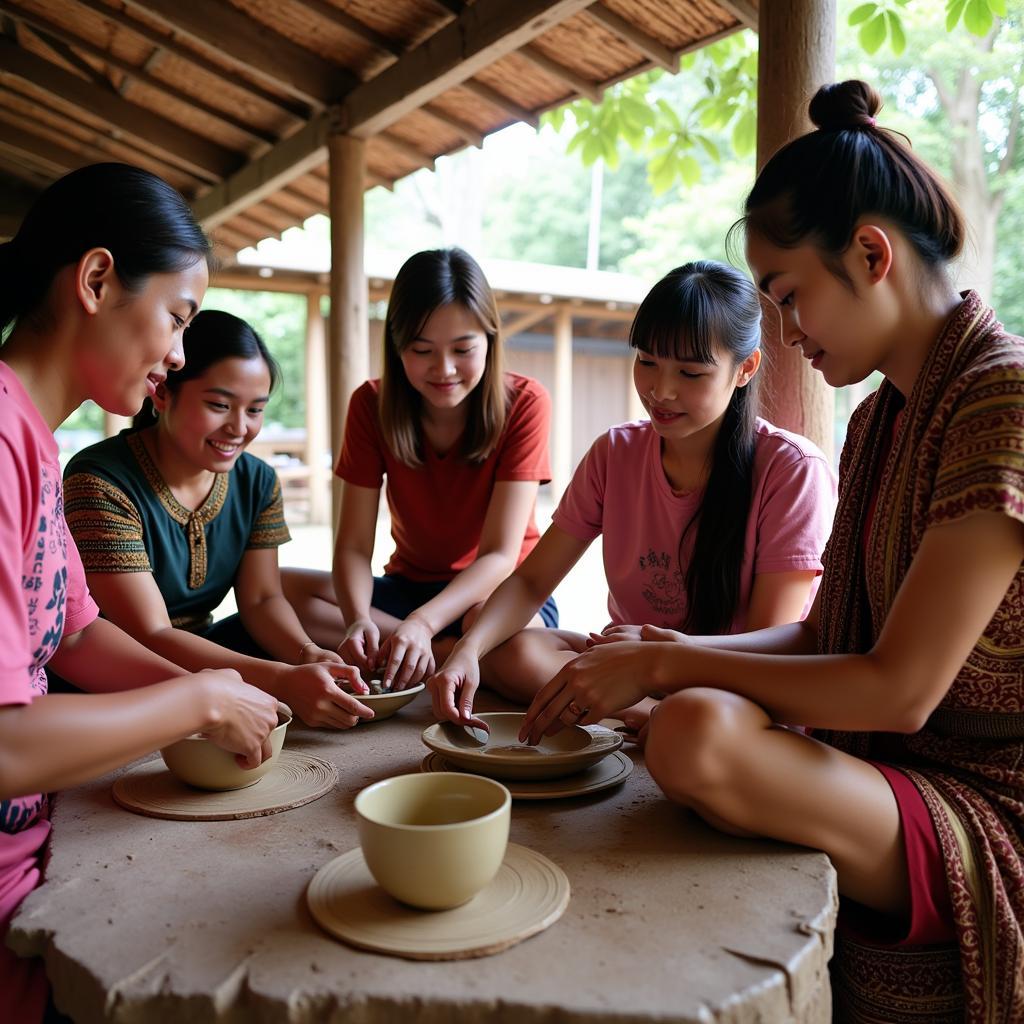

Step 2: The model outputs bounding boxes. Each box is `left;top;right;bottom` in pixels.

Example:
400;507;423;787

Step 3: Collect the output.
645;687;910;916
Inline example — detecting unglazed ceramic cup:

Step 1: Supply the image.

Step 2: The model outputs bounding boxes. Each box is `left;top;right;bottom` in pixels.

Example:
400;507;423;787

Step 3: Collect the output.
355;772;511;910
159;704;292;791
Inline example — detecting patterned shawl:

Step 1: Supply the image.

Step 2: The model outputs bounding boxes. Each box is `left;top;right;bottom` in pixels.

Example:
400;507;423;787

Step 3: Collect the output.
817;292;1024;1023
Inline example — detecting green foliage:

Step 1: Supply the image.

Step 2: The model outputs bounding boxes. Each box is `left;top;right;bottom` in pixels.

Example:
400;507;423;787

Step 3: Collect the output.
849;0;1006;51
540;34;757;197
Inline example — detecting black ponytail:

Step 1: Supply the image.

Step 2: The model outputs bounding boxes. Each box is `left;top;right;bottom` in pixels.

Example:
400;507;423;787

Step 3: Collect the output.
629;260;761;635
1;163;211;340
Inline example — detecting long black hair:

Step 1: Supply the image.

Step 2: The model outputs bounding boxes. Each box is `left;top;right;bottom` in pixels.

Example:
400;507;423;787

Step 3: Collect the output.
737;80;964;283
630;260;761;635
0;162;211;340
132;309;280;430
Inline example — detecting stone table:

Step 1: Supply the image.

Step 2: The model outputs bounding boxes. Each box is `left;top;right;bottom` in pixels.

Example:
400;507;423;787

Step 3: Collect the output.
9;693;837;1023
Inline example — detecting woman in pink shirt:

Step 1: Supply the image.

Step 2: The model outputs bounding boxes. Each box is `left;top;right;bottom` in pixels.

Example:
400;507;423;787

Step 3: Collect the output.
0;164;279;1024
428;260;835;729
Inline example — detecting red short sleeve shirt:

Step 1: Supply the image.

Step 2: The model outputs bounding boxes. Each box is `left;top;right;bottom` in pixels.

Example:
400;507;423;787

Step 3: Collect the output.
335;373;551;581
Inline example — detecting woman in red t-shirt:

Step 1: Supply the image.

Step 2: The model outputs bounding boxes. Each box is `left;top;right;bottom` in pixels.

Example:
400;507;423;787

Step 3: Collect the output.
283;248;556;691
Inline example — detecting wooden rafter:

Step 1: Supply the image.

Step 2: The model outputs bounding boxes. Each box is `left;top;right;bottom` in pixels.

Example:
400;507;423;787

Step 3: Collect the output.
712;0;759;31
0;88;206;192
0;119;93;175
337;0;592;136
192;0;592;228
519;43;601;103
421;104;484;148
120;0;355;107
0;38;239;182
459;78;538;129
292;0;404;57
20;23;111;90
379;130;435;171
0;2;277;146
587;4;678;73
72;0;311;121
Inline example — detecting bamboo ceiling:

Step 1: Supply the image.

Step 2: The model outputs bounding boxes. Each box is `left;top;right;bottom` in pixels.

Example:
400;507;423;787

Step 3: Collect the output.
0;0;758;259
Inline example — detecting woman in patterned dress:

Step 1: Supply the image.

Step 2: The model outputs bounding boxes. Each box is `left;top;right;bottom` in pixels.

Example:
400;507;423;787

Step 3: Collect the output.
63;310;374;730
520;81;1024;1021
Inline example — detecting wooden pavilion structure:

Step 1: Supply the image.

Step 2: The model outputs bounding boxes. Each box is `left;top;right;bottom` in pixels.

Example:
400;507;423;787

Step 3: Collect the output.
0;0;836;522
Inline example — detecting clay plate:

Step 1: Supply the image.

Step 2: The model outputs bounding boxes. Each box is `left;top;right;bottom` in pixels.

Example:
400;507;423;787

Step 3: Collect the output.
421;713;622;781
419;750;633;799
307;842;569;960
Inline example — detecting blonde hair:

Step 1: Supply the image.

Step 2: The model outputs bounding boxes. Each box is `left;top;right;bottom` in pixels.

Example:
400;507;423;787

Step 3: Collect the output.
379;247;508;467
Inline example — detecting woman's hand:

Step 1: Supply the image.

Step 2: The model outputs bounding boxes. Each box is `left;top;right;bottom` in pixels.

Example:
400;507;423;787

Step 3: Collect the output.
274;663;374;729
338;618;381;676
518;641;660;745
299;642;347;667
426;645;489;730
378;618;435;692
197;668;280;769
586;623;688;647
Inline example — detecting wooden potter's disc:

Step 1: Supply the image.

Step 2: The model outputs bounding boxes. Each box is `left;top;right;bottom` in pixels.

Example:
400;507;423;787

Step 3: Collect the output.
420;751;633;800
111;751;338;821
307;843;570;961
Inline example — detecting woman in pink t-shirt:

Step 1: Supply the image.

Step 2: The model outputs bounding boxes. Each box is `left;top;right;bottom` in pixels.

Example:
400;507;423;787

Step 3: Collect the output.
428;260;835;729
283;248;556;693
0;164;279;1024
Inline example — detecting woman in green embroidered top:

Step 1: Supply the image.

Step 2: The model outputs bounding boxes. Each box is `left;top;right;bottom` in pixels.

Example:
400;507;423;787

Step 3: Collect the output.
63;310;374;729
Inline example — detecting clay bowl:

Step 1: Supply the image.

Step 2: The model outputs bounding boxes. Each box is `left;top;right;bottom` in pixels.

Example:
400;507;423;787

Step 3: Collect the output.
421;712;622;782
159;704;292;791
355;681;425;722
355;771;511;910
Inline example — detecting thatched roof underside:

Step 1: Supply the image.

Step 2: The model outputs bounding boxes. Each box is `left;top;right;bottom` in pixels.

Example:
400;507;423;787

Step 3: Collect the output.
0;0;757;257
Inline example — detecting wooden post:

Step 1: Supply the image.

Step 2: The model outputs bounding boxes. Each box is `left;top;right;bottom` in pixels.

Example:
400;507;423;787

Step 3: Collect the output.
755;0;836;459
552;305;573;498
304;291;330;525
327;131;368;532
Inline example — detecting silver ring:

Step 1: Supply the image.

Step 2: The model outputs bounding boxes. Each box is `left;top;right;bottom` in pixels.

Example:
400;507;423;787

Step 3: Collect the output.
566;700;588;718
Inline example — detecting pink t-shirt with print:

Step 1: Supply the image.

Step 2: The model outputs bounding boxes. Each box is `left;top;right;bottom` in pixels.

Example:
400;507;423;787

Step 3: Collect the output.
552;418;836;632
0;362;98;1023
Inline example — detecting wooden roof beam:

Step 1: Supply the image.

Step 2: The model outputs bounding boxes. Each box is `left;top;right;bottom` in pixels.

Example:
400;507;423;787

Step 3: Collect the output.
0;2;277;146
587;4;679;73
120;0;356;107
712;0;759;31
72;0;310;121
0;121;93;175
518;43;602;103
0;39;239;183
292;0;404;57
460;79;538;129
338;0;592;137
193;0;591;227
378;131;436;172
20;23;111;90
421;104;484;148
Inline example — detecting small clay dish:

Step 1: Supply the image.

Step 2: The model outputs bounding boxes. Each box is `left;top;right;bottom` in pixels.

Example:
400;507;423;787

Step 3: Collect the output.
421;712;622;781
356;682;425;722
159;704;292;791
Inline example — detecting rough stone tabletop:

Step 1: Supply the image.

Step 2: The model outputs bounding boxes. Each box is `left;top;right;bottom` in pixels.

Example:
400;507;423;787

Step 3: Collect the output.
9;693;837;1023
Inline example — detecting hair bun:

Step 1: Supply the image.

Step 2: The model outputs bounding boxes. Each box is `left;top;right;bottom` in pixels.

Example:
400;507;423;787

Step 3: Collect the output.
808;80;882;131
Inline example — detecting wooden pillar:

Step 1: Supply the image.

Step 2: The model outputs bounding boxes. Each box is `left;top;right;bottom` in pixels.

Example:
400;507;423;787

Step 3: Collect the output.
304;291;330;525
552;305;573;498
104;411;132;437
327;132;368;532
755;0;836;459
